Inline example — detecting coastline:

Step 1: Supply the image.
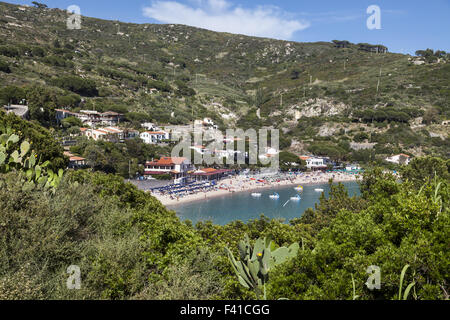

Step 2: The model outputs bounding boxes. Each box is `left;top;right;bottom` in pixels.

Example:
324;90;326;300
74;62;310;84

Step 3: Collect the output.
149;172;362;207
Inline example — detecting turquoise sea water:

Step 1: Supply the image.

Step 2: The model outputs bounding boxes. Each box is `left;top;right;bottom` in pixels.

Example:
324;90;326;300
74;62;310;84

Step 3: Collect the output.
168;181;360;226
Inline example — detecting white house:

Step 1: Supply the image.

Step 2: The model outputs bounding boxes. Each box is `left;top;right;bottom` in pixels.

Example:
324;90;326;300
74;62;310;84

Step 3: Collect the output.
306;157;330;170
81;127;127;142
385;154;411;165
194;118;218;130
140;131;170;144
190;145;210;155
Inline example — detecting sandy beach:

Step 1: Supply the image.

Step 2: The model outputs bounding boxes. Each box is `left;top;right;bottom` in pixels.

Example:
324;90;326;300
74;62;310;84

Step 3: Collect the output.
150;172;362;207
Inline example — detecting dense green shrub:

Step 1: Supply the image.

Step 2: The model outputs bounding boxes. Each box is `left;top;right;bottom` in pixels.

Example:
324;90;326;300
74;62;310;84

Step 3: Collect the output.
51;76;98;97
0;59;10;73
0;45;19;57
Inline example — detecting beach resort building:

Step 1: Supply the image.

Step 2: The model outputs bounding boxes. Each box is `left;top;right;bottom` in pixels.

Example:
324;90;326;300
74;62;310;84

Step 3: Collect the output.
189;168;233;181
304;156;331;171
140;131;170;144
144;157;193;183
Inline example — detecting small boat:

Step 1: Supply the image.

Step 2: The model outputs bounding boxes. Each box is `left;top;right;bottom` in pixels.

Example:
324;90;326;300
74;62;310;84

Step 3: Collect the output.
269;192;280;200
294;185;304;192
290;194;301;201
315;188;324;192
251;193;262;198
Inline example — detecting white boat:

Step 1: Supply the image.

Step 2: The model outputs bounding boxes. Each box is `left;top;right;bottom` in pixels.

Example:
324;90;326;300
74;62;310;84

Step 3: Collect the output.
269;192;280;199
294;185;304;192
290;194;301;201
251;193;262;198
315;188;324;192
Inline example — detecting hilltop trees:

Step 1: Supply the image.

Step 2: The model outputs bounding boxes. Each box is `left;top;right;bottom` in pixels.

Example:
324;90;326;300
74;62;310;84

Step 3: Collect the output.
31;2;47;9
332;40;352;49
416;49;448;63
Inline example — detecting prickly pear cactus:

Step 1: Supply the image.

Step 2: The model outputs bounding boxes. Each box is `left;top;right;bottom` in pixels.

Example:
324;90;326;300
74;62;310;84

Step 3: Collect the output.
225;234;299;299
0;127;63;191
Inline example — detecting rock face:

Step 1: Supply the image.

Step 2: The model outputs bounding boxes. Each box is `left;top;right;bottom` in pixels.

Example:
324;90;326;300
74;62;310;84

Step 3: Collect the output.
296;99;347;118
350;142;377;150
275;98;348;119
318;125;338;137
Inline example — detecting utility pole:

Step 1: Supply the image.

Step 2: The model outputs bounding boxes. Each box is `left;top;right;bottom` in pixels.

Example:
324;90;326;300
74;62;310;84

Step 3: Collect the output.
376;67;382;95
310;75;312;85
280;92;283;108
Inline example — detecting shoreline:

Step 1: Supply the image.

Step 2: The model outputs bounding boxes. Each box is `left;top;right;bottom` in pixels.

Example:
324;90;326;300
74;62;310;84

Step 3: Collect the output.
148;173;362;207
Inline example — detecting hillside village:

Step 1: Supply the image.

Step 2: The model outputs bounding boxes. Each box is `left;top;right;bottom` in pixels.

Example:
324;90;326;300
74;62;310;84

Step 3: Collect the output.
4;100;414;186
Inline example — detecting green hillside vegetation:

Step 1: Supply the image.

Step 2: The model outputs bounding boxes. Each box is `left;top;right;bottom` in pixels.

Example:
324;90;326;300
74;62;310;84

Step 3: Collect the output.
0;2;448;164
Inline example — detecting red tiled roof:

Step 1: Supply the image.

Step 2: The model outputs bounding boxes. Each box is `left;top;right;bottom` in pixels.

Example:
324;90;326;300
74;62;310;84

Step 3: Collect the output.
70;156;85;161
146;157;187;166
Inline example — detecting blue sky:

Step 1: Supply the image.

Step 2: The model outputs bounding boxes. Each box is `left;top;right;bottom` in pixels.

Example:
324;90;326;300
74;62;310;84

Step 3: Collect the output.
6;0;450;54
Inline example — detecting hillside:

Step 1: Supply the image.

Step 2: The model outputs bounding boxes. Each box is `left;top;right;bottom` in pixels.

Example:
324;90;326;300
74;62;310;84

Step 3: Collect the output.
0;1;449;162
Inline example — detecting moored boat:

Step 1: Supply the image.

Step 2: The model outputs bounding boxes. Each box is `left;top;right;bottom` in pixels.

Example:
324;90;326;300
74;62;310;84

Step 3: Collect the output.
269;192;280;199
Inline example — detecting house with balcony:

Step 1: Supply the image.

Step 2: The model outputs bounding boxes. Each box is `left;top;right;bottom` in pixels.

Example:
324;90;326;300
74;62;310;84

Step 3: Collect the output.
64;152;86;169
140;131;170;145
55;109;123;127
144;157;193;183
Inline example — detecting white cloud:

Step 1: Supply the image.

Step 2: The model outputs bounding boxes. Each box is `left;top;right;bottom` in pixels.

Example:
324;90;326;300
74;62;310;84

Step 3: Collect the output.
142;0;310;40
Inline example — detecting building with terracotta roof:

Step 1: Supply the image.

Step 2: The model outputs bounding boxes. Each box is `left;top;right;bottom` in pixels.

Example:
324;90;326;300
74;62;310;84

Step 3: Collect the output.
144;157;193;183
64;152;86;169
